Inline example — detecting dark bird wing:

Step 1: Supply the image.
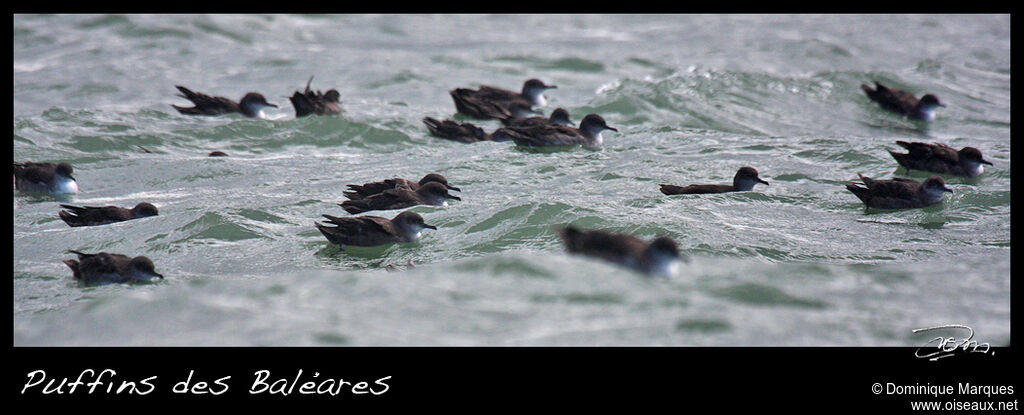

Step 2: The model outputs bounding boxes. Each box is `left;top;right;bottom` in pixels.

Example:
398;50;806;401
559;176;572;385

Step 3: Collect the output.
423;117;491;143
289;91;318;117
559;227;647;265
344;178;413;200
172;86;238;115
450;88;517;120
857;175;921;201
340;188;419;214
501;115;550;128
64;251;132;282
659;183;734;195
494;124;584;147
316;214;398;247
58;204;131;227
12;162;55;187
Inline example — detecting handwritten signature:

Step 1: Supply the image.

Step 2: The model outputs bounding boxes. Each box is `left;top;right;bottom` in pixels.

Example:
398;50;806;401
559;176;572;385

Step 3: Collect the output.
912;324;992;361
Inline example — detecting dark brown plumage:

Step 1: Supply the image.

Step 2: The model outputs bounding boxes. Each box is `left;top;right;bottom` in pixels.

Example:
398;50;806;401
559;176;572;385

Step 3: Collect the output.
63;250;163;284
289;76;342;117
450;78;556;120
58;202;159;227
888;141;992;178
860;81;945;121
422;117;493;143
344;173;460;200
659;167;769;195
846;174;953;210
315;210;436;249
171;85;277;118
558;226;685;276
492;113;616;149
500;108;575;128
340;182;461;214
13;161;78;194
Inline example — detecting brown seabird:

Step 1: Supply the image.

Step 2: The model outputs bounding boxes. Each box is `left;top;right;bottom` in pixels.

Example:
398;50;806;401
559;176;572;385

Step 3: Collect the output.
558;226;686;276
491;113;617;149
861;81;945;121
339;182;460;214
13;161;78;194
846;174;953;209
63;250;164;284
344;173;460;200
660;167;770;195
58;202;159;227
449;78;556;120
888;141;992;178
315;210;437;249
171;85;277;118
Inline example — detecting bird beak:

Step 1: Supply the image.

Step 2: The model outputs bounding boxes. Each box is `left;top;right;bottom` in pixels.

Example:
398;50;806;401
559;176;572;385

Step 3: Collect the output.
446;185;462;192
981;159;994;166
447;194;462;201
153;272;164;280
942;186;954;193
267;102;279;108
423;224;437;230
759;179;770;186
546;85;558;89
939;102;947;107
605;126;618;132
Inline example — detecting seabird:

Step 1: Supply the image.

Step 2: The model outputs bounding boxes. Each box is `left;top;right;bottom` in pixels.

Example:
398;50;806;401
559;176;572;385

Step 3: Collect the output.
344;173;460;200
660;167;770;195
58;202;159;227
846;174;953;209
558;226;686;276
492;113;617;149
422;117;494;143
422;109;574;143
450;78;556;120
861;81;945;121
289;75;342;117
13;162;78;194
171;85;278;118
315;210;437;249
888;141;993;178
339;182;461;214
63;250;164;284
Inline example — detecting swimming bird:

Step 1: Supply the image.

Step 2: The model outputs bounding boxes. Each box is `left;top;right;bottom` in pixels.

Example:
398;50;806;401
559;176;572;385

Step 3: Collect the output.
500;107;575;128
13;162;78;194
339;182;461;214
860;81;945;121
63;250;164;284
344;173;460;200
450;78;557;120
315;210;437;249
888;141;993;178
208;151;229;157
171;85;278;118
558;226;686;276
846;174;953;210
289;76;342;117
492;113;617;149
422;117;494;143
423;109;574;143
58;202;159;227
660;167;770;195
